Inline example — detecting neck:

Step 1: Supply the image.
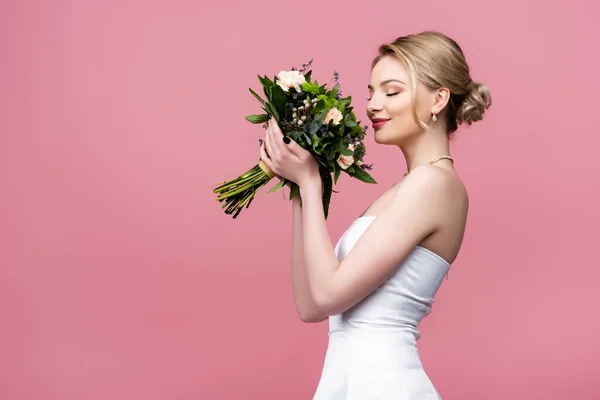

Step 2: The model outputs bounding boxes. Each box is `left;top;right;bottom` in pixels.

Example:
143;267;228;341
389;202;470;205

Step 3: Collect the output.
399;129;453;175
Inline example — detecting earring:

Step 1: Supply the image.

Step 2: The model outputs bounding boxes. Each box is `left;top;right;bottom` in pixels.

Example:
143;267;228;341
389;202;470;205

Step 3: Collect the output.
432;112;437;122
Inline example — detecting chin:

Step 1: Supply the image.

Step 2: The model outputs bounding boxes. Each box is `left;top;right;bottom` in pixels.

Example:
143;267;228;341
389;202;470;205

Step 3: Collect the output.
374;129;401;145
374;124;417;146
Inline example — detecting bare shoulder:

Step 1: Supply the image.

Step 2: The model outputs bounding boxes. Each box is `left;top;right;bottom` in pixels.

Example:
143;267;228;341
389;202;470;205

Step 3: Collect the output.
384;165;469;238
389;165;469;262
393;165;468;207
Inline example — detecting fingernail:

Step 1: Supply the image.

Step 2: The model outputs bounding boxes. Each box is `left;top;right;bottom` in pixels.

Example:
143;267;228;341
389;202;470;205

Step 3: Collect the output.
259;139;263;146
268;114;272;120
283;137;290;144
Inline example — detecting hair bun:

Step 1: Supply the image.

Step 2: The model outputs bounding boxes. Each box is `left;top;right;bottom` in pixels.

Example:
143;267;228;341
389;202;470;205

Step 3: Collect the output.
457;82;492;126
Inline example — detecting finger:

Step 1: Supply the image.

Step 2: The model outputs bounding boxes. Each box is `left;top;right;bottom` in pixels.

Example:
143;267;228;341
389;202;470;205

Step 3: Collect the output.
264;120;279;160
269;119;292;158
269;118;284;139
259;142;276;174
281;135;305;158
259;138;269;158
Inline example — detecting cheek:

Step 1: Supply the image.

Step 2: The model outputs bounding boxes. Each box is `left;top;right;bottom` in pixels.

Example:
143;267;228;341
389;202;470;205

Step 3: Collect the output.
414;95;433;120
387;95;412;118
389;98;421;133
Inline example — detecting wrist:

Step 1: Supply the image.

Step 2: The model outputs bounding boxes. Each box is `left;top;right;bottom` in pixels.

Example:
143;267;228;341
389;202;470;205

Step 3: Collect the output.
299;177;322;197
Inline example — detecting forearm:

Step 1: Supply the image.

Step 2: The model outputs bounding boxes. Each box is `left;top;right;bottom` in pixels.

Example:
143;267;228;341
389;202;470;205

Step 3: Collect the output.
299;179;339;314
291;194;325;322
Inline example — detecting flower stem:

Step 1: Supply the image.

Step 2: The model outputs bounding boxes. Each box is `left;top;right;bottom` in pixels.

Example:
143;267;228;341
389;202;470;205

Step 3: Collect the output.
213;165;262;192
213;163;273;218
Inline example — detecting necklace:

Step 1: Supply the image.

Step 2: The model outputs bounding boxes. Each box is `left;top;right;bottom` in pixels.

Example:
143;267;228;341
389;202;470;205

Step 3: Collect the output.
403;155;454;177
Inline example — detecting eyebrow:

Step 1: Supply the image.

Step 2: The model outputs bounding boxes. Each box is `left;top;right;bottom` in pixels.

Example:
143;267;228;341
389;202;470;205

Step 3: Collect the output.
367;79;405;89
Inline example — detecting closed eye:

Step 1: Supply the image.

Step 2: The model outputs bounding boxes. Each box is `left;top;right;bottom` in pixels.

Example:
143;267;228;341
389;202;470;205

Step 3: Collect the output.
367;92;400;101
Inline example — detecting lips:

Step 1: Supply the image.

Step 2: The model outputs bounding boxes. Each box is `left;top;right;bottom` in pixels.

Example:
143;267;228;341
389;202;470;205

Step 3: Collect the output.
371;118;390;129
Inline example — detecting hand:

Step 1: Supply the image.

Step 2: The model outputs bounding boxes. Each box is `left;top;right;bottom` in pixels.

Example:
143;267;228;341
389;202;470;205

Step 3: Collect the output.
259;118;320;187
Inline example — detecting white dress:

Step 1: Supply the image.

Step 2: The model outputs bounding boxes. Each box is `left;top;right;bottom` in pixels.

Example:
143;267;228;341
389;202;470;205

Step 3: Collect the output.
312;216;451;399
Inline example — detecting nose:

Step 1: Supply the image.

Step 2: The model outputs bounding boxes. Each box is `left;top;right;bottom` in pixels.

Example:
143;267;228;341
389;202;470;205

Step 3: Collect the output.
366;96;382;115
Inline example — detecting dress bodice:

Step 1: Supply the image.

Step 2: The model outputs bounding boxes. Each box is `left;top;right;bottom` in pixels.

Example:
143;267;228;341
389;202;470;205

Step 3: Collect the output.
329;216;451;339
312;216;450;399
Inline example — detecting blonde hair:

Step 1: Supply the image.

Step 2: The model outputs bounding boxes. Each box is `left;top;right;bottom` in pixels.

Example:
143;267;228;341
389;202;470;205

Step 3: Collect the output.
372;31;492;134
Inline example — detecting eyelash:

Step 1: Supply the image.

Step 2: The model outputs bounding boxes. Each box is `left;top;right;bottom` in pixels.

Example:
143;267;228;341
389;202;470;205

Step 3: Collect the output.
366;93;400;101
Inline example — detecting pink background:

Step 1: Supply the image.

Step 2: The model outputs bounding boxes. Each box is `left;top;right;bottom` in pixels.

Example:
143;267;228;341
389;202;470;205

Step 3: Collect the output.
1;0;599;399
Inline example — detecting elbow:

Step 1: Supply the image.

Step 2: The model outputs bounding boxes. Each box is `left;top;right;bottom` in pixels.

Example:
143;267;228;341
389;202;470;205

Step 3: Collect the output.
297;293;334;323
297;302;328;323
298;308;326;323
299;313;325;323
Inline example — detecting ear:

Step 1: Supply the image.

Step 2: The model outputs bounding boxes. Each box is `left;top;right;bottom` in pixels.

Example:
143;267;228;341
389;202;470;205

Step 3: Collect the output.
431;87;451;115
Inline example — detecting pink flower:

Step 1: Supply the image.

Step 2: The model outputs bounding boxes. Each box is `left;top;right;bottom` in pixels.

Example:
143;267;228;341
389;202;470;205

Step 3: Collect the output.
337;153;354;170
337;142;357;170
324;107;343;126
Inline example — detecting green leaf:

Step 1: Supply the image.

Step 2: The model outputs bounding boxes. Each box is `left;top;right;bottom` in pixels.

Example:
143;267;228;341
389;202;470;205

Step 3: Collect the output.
271;84;287;119
249;88;266;106
329;85;339;99
322;170;333;219
340;148;354;156
344;119;358;128
263;75;274;86
338;98;351;114
333;162;341;184
245;114;269;124
351;167;377;184
302;132;312;145
263;102;279;121
304;70;312;82
315;109;328;124
288;130;304;141
289;182;299;200
323;145;336;161
268;179;286;194
315;156;328;169
308;120;321;136
310;133;323;154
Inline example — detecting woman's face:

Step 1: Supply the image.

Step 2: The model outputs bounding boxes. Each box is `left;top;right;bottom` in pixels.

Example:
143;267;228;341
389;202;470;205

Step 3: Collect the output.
367;56;434;145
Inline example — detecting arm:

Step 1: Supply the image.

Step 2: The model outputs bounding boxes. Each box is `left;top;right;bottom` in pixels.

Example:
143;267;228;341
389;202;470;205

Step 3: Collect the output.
290;192;327;323
299;166;451;319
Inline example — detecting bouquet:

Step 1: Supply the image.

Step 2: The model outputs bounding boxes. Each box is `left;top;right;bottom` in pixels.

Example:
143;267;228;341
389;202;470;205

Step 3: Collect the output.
213;60;376;219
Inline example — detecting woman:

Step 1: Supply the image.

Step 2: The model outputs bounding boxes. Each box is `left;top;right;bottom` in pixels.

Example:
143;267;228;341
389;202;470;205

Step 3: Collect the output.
259;31;491;399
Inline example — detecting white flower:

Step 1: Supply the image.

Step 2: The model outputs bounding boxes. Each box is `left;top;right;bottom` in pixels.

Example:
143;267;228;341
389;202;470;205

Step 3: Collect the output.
324;107;343;126
276;70;306;92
